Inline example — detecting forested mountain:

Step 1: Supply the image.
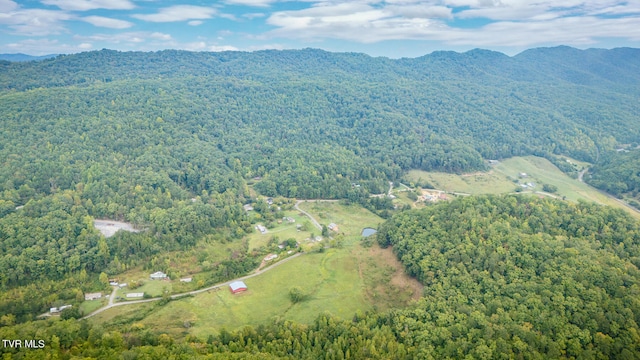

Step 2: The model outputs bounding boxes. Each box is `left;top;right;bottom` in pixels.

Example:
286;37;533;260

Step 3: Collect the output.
587;148;640;208
1;47;639;321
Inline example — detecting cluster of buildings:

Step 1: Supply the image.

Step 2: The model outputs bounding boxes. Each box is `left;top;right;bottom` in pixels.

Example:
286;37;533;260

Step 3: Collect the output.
419;191;448;202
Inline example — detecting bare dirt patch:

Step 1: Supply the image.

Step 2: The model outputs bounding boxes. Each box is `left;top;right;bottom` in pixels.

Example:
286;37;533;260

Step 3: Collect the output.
94;219;140;238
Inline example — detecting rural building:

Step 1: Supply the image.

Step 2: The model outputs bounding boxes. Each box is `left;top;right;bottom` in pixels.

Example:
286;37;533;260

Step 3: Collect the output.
229;281;248;294
118;283;128;288
328;223;338;231
264;254;278;261
283;216;295;223
84;292;102;301
255;224;267;234
243;204;254;211
180;277;192;283
126;292;144;298
150;271;167;280
109;278;119;286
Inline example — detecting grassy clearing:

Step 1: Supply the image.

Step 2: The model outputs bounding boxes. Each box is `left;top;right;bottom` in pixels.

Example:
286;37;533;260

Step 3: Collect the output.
89;202;423;338
138;249;371;338
406;156;640;220
87;302;156;324
406;169;515;194
79;298;107;316
495;157;640;219
116;279;172;299
297;201;383;240
118;202;417;338
247;211;313;251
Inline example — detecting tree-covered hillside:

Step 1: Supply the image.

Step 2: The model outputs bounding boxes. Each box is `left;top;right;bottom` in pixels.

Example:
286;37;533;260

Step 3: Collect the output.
376;195;640;358
587;148;640;209
1;46;639;321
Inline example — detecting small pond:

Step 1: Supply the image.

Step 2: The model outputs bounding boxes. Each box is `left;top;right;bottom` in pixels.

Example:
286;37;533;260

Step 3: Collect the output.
361;227;377;237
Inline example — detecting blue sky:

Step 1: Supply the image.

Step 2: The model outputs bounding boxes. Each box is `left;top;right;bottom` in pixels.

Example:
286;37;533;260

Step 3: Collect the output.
1;0;639;58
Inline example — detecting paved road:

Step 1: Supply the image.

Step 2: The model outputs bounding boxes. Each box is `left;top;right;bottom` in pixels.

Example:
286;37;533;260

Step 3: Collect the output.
81;252;302;320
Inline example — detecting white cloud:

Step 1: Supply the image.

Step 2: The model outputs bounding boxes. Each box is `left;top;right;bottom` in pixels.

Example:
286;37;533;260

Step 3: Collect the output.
75;31;173;44
132;5;217;22
0;0;18;12
3;38;87;55
78;42;92;49
41;0;135;11
188;20;204;26
243;12;266;19
0;8;71;36
224;0;276;7
82;15;134;29
209;45;239;51
262;0;640;47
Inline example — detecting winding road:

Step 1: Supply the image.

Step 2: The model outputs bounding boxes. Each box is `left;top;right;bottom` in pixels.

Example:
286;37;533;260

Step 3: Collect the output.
294;199;339;230
82;253;302;319
577;168;640;216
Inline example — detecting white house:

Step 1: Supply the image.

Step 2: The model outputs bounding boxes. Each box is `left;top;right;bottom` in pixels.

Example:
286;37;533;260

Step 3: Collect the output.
126;293;144;298
84;292;102;301
150;271;167;280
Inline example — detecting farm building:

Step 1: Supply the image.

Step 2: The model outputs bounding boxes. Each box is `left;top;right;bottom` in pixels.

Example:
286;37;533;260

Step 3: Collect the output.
255;224;267;234
229;281;248;294
84;292;102;301
126;292;144;298
150;271;167;280
264;254;278;261
180;277;192;283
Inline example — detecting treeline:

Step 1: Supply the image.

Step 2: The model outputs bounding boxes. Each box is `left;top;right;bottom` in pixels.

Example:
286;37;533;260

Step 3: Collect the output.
375;195;640;358
587;148;640;209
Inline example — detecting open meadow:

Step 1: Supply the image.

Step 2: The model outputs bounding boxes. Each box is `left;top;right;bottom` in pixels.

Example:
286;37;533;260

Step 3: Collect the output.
89;202;422;337
407;156;640;220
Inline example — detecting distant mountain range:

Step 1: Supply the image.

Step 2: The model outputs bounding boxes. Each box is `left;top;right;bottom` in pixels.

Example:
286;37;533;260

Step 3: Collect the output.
0;53;58;62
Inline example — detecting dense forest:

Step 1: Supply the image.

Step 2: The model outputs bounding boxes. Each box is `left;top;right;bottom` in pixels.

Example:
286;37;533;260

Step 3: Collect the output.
2;195;640;359
587;148;640;209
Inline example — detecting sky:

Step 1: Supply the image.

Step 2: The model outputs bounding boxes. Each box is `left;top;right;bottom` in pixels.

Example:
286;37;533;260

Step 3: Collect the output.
1;0;639;58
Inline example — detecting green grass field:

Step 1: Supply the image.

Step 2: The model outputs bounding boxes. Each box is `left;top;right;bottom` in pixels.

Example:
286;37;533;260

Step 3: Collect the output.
89;202;423;338
137;249;370;338
247;211;313;251
495;157;640;219
406;169;515;194
79;298;107;316
296;201;384;241
407;156;640;220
